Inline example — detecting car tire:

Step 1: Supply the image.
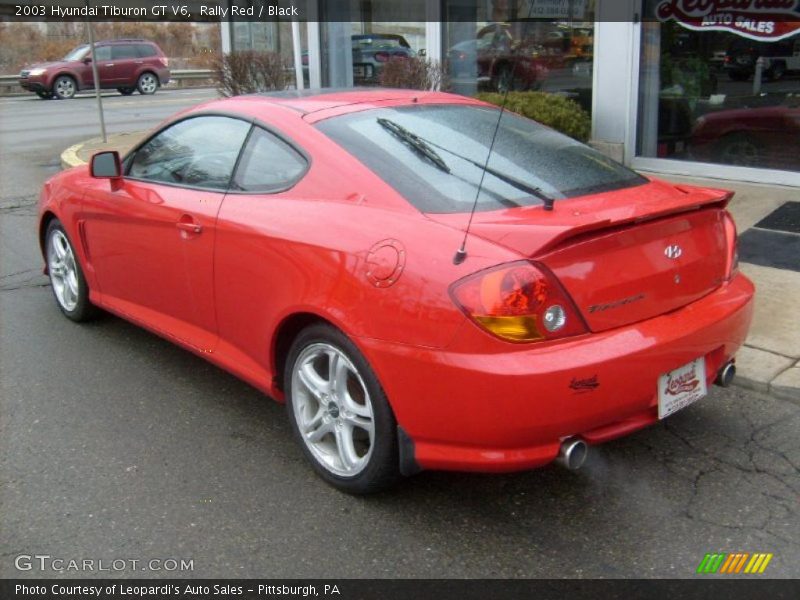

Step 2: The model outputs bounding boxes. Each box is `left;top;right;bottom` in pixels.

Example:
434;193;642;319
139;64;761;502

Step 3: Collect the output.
494;64;515;93
768;62;786;81
45;219;97;322
117;87;135;96
53;75;77;99
716;132;763;168
285;323;401;494
136;72;159;95
36;91;53;99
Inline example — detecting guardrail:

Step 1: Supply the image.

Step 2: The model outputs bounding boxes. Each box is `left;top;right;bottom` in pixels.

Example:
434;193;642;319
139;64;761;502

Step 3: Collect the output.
0;69;215;95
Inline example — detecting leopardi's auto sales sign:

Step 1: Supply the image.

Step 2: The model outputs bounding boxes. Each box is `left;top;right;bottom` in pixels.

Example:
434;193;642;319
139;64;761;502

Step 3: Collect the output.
657;0;800;41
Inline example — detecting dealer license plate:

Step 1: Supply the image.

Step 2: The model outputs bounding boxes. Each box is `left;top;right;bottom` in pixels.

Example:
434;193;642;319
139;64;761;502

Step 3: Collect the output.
353;65;370;78
658;358;707;419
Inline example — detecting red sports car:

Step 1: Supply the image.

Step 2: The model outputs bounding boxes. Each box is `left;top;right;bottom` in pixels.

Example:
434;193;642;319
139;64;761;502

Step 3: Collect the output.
38;89;754;493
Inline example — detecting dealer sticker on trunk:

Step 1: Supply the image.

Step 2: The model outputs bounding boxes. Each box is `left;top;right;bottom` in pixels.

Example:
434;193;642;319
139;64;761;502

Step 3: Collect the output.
658;358;707;420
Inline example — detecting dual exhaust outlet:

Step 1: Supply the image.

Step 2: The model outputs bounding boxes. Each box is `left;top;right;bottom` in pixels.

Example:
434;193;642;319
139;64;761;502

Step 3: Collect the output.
555;360;737;472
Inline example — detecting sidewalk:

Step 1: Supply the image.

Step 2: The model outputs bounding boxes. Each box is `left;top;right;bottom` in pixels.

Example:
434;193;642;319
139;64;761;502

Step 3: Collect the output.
62;136;799;403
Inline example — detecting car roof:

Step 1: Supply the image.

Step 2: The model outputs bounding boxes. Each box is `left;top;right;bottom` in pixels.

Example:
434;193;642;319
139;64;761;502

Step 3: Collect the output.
191;88;483;120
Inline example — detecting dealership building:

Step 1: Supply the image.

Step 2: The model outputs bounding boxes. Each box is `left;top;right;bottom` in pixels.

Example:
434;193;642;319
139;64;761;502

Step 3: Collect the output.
220;0;800;188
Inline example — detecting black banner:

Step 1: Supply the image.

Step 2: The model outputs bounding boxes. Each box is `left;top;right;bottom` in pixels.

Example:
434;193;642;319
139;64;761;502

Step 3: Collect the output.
3;0;799;23
2;579;800;600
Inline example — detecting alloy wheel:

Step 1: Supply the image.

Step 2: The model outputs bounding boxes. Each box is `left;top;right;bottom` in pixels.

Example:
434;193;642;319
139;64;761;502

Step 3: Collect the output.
290;343;375;478
47;229;80;312
138;74;157;94
54;77;75;99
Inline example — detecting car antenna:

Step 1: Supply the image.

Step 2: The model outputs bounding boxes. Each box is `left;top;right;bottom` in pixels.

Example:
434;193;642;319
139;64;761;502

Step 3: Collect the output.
453;16;552;267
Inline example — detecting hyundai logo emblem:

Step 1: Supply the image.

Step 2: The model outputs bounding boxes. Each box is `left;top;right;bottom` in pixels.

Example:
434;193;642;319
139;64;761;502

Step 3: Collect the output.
665;245;683;260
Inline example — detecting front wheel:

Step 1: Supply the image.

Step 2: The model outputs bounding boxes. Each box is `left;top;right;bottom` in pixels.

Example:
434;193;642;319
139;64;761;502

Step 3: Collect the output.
53;75;76;99
285;323;400;494
45;220;97;322
137;72;158;95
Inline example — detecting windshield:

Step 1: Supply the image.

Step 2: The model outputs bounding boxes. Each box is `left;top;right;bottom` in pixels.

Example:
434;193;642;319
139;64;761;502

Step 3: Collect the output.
63;45;89;61
317;104;646;213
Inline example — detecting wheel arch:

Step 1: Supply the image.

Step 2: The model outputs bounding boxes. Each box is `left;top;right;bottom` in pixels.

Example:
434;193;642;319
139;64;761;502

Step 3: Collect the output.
39;210;58;258
271;312;336;394
52;71;79;91
137;70;160;84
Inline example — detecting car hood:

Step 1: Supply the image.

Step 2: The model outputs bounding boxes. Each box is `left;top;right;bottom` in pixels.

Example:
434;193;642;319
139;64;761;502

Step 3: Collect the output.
23;60;73;71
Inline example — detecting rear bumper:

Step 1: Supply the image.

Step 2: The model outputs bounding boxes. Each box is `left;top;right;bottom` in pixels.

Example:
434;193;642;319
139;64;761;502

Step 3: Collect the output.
358;273;755;473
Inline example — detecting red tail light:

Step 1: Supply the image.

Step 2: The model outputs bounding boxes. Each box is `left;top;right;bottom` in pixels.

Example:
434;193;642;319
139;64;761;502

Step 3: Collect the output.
723;212;739;280
375;51;391;63
450;261;588;343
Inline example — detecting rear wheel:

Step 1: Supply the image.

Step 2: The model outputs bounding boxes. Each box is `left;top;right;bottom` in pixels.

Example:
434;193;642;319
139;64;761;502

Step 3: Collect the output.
117;87;135;96
137;72;158;95
768;62;786;81
285;323;400;494
716;132;763;168
53;75;76;99
45;220;97;322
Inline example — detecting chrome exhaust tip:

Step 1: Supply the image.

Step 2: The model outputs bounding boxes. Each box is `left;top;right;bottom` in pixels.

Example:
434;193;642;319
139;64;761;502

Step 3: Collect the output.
555;438;588;471
715;361;736;388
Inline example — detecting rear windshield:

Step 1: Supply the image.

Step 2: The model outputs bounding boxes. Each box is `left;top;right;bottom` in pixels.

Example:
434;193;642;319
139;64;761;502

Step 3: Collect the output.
316;104;646;213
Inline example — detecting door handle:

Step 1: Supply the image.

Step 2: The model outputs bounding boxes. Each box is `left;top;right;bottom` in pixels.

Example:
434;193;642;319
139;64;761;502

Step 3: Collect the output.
176;221;202;234
105;63;115;67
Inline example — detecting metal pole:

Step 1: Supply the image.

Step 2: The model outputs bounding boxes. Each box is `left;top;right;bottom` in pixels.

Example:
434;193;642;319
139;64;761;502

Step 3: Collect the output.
753;56;764;96
291;20;304;91
85;4;106;143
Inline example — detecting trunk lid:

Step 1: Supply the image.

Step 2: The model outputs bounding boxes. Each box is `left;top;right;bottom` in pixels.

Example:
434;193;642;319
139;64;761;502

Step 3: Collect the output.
428;179;733;332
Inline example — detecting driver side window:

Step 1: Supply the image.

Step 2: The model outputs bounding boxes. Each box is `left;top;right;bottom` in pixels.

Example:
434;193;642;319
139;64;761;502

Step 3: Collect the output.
128;116;251;190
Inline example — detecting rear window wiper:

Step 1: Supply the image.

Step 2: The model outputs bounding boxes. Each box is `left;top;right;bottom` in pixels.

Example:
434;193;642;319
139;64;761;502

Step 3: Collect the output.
377;118;451;174
422;139;555;206
377;118;553;207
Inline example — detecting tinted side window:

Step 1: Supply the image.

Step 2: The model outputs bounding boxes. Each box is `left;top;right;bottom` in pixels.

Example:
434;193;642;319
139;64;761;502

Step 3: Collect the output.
231;127;307;192
93;46;111;61
136;44;158;58
128;116;251;190
112;44;138;60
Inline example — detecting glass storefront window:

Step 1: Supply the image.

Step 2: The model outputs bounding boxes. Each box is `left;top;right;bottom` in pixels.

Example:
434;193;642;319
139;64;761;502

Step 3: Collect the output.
443;0;595;114
637;1;800;173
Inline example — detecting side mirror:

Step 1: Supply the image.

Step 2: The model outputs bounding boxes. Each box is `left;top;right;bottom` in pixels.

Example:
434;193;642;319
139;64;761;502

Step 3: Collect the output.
90;151;121;179
82;56;92;64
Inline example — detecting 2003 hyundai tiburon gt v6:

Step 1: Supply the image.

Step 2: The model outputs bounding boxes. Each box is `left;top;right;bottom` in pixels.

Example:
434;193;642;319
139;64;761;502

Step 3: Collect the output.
38;90;754;493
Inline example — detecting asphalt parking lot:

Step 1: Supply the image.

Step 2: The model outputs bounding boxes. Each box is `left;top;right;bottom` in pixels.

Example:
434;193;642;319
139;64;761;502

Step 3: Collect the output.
0;89;798;579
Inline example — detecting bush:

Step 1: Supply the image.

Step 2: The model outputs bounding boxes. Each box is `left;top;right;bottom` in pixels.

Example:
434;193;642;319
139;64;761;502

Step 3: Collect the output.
475;91;591;142
378;57;450;91
212;50;290;97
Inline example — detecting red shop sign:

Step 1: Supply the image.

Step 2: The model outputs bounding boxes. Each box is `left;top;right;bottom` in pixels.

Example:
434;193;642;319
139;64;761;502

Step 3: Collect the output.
657;0;800;41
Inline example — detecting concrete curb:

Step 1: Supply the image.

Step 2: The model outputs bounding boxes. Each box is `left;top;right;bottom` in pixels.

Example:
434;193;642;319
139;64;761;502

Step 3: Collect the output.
61;141;86;169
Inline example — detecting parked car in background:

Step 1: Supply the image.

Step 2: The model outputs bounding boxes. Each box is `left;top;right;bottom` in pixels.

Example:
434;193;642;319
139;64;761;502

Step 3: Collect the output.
300;34;416;86
447;23;549;92
724;36;800;81
19;39;170;100
351;34;415;83
690;103;800;171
